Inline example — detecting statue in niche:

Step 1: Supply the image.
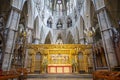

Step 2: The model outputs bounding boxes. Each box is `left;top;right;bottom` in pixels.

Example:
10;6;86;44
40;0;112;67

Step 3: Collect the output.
57;21;62;29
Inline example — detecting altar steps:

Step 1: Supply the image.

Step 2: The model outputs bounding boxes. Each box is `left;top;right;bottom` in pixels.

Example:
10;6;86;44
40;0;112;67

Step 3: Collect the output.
27;73;92;79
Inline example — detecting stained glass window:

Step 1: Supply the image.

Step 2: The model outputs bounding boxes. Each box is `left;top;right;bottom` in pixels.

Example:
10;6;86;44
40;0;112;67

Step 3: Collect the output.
57;0;62;4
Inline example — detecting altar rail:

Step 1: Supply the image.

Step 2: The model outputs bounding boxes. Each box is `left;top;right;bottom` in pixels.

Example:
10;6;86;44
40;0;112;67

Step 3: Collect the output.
0;68;28;80
93;70;120;80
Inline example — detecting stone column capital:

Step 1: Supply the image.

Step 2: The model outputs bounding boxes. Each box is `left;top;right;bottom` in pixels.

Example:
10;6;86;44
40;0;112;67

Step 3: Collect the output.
11;6;22;13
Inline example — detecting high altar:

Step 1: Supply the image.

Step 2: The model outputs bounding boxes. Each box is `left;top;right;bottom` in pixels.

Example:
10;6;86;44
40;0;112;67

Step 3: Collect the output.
27;44;91;73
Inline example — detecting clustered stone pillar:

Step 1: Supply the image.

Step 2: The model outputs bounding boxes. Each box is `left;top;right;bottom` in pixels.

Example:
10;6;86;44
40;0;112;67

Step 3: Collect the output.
2;7;21;71
92;0;117;69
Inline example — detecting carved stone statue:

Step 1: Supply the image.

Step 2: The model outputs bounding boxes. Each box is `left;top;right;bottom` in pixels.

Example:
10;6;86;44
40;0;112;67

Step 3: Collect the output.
57;21;62;29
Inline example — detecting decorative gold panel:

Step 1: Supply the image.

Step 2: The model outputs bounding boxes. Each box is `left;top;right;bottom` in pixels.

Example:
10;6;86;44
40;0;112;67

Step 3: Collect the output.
64;67;70;73
27;44;92;73
57;67;62;73
50;67;56;73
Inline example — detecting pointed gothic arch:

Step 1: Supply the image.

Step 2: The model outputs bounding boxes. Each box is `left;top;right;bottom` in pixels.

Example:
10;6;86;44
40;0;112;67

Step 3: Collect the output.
44;31;52;44
66;31;75;44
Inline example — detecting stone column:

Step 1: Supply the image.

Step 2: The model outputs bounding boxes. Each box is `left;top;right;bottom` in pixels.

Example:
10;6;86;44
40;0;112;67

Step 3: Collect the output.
92;0;117;69
2;7;21;71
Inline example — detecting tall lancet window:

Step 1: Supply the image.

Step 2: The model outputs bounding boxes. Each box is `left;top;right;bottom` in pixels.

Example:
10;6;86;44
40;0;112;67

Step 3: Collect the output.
66;0;73;15
57;0;62;4
56;0;63;16
49;0;52;9
67;17;72;28
47;17;52;28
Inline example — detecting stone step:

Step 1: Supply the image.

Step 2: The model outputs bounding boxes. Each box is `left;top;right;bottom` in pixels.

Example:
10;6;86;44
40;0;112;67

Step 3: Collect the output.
27;73;92;79
27;78;92;80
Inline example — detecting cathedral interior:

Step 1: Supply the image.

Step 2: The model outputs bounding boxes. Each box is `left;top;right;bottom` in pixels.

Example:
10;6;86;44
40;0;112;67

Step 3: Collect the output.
0;0;120;80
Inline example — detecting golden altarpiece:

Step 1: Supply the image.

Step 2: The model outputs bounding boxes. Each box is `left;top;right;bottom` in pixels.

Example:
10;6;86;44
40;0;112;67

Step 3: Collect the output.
27;44;91;73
